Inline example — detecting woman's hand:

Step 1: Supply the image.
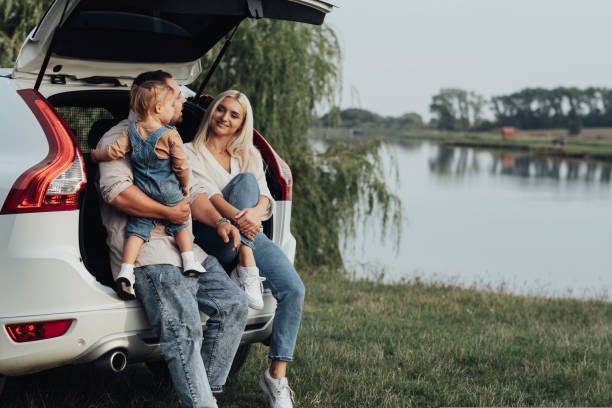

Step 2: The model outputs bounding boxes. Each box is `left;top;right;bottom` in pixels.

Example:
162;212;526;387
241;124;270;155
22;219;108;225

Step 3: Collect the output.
234;207;262;239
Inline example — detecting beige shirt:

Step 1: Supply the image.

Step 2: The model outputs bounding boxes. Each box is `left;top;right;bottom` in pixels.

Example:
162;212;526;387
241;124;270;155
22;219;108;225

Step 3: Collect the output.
97;111;207;279
97;124;190;190
184;142;275;220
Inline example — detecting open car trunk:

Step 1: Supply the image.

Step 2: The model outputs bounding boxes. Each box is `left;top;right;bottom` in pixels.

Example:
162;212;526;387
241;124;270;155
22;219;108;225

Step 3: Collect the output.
14;0;333;85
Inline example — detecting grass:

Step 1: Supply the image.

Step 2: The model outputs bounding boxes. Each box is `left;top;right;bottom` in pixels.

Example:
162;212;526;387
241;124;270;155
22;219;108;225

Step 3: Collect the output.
3;272;611;407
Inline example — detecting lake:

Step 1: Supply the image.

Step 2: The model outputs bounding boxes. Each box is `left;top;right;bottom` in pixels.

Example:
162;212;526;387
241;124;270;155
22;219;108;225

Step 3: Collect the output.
341;140;612;300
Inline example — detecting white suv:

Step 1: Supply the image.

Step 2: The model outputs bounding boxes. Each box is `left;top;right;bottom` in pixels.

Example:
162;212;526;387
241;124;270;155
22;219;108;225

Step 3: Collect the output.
0;0;332;395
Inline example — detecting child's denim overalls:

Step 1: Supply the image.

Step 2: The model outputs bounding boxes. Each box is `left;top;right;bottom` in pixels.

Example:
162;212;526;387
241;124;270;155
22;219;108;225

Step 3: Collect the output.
125;123;188;241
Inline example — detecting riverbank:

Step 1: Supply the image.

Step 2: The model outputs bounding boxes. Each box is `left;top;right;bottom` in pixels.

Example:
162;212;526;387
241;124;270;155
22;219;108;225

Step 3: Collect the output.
3;272;610;407
310;126;612;163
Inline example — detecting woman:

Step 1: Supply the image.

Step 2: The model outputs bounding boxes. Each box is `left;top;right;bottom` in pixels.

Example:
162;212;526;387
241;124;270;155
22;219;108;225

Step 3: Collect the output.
185;90;305;408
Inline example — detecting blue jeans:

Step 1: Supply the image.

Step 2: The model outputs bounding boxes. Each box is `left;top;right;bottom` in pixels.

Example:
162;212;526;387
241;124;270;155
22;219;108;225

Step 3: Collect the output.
193;172;305;361
134;256;248;408
126;213;189;242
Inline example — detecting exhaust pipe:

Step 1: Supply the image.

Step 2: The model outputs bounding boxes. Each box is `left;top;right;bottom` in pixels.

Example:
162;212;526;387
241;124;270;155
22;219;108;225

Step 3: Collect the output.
95;350;128;373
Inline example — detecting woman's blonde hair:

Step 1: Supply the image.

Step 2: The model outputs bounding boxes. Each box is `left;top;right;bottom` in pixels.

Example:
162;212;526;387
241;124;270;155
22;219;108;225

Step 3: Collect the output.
192;90;258;174
130;80;174;119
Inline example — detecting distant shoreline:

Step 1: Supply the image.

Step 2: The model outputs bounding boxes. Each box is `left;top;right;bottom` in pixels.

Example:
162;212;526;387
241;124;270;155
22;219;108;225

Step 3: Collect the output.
309;127;612;163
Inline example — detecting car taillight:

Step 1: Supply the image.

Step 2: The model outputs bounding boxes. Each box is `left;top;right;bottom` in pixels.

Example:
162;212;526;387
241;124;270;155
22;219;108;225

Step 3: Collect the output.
5;319;74;343
253;129;293;200
0;89;86;214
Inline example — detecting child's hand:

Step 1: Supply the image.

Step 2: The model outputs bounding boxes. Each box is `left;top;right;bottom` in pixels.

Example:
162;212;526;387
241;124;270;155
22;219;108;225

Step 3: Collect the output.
182;185;189;197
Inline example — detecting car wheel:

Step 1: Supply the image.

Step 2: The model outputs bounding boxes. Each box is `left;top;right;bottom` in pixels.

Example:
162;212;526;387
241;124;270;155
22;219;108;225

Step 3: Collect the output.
229;344;251;376
145;360;170;381
0;375;6;398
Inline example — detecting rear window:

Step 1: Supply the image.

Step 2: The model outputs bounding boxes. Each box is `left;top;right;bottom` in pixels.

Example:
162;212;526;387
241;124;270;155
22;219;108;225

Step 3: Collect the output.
54;2;241;63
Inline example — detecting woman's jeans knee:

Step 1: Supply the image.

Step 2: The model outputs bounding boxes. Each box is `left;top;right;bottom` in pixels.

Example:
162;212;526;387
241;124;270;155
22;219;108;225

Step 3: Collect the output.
193;172;261;262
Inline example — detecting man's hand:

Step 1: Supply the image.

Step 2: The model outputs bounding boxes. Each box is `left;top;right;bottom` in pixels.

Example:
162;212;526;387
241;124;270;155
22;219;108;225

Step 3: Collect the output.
166;197;191;225
217;222;240;251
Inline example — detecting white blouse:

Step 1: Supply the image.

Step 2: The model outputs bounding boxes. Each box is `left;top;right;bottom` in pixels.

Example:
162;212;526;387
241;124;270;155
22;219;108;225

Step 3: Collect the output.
184;142;275;220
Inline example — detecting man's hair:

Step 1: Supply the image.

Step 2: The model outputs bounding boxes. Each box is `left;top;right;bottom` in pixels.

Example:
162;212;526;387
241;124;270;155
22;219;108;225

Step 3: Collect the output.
130;80;174;118
133;70;172;87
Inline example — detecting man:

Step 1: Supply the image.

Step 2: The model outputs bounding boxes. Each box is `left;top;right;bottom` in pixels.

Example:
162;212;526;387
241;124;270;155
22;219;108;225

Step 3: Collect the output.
97;70;248;408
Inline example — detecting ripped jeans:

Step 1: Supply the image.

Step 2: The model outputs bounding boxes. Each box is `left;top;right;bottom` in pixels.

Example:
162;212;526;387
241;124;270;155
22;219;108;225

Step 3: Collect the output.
135;256;248;407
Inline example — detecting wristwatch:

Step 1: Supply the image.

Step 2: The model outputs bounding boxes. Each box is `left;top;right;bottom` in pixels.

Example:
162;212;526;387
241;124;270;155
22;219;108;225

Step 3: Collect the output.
215;217;232;227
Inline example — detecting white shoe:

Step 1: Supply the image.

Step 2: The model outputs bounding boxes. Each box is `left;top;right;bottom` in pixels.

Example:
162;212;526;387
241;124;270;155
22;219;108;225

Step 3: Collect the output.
259;369;295;408
230;265;266;310
183;258;206;277
115;264;136;300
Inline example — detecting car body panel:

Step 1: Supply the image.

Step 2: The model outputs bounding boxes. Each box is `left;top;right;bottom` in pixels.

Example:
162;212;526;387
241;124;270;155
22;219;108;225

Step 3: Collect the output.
0;211;129;319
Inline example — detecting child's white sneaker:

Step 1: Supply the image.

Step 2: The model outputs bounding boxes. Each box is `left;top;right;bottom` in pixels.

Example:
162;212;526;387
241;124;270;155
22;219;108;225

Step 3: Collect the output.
115;263;136;300
181;251;206;277
183;259;206;277
259;369;295;408
230;265;265;310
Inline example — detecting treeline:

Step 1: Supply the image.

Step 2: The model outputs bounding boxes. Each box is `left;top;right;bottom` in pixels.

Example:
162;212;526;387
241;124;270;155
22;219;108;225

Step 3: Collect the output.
430;87;612;132
317;107;424;130
491;87;612;129
320;86;612;133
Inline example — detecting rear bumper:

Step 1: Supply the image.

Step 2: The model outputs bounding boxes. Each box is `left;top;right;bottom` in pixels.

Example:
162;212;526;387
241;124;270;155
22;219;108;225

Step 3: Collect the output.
0;211;277;377
0;290;275;376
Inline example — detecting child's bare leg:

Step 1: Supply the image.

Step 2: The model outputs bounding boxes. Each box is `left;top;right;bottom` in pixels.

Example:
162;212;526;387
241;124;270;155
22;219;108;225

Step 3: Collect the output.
177;229;206;277
123;235;145;264
116;236;144;300
175;228;193;253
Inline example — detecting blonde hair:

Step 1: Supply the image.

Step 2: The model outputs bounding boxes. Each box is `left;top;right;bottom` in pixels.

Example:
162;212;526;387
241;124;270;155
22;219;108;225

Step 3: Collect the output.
192;90;258;174
130;80;174;119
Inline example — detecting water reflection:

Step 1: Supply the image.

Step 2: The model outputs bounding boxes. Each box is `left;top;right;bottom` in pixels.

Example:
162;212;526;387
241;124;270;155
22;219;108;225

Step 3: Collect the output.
428;145;612;183
346;141;611;299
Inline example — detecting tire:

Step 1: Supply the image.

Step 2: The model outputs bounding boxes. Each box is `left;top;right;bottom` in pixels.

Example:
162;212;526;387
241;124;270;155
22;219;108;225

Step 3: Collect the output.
229;344;251;376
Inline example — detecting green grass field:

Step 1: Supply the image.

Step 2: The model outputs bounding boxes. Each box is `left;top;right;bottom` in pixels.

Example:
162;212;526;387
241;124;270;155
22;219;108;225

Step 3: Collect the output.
3;272;610;407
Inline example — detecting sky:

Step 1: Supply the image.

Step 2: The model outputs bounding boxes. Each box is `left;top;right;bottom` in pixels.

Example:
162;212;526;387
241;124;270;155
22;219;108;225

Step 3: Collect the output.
324;0;612;120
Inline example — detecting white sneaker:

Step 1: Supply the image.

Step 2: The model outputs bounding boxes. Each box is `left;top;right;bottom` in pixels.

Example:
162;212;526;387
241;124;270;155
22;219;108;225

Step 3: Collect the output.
182;258;206;277
115;264;136;300
259;369;295;408
230;265;266;310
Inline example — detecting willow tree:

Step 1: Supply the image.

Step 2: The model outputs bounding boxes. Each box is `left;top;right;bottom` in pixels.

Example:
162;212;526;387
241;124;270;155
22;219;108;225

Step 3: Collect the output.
0;0;49;67
197;19;401;270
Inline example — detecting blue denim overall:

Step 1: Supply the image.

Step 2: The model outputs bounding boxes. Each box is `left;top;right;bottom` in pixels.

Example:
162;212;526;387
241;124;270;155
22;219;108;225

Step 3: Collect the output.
125;123;188;241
